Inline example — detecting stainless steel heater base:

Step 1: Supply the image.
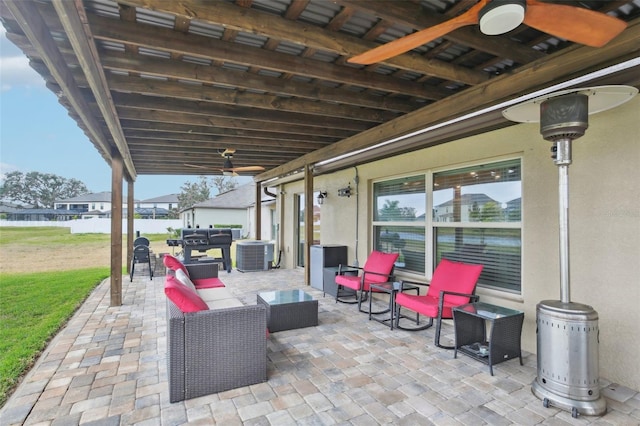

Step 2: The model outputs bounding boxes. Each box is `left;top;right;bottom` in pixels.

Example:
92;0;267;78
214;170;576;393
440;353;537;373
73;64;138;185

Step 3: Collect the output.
532;300;607;418
532;378;606;418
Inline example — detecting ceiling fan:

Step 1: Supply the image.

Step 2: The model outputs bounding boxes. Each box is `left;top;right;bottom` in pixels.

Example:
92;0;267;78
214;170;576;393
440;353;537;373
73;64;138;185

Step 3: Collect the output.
348;0;627;65
185;149;265;176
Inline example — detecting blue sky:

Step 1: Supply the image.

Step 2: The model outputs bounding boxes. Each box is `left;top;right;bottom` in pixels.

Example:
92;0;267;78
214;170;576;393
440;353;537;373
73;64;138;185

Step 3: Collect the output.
0;26;250;200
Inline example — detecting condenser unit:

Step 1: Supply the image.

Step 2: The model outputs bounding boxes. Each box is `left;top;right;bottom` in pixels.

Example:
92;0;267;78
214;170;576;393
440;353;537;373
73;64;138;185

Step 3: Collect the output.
236;241;274;272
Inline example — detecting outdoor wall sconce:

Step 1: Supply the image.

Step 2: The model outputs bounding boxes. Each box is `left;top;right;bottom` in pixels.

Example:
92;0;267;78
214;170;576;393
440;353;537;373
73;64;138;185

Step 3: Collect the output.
317;191;327;205
338;185;352;198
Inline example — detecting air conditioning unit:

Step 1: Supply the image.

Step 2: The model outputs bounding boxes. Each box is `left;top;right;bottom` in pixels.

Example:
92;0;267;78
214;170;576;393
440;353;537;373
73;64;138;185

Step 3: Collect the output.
236;241;274;272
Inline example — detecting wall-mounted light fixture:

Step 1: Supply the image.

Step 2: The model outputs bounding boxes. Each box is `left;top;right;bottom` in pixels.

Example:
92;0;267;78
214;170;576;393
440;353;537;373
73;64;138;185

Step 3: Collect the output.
338;185;352;198
317;191;327;205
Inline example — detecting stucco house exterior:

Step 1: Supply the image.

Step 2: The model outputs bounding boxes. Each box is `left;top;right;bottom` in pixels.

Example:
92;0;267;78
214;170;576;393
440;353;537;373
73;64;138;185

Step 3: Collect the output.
273;96;640;391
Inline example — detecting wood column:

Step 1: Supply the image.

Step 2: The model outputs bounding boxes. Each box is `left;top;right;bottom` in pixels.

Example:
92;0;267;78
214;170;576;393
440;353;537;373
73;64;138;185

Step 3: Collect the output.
110;154;123;306
126;179;134;274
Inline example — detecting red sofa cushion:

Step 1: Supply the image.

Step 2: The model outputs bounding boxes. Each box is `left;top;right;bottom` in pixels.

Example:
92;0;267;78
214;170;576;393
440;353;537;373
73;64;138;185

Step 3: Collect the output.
164;275;208;312
163;254;190;276
193;277;226;289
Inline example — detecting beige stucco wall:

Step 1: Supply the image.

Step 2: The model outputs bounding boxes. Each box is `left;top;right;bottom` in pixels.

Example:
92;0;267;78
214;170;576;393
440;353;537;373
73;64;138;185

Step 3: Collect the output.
277;96;640;390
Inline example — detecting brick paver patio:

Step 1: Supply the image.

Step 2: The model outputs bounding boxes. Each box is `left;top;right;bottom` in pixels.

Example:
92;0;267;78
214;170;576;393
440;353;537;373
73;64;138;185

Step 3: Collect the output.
1;267;639;425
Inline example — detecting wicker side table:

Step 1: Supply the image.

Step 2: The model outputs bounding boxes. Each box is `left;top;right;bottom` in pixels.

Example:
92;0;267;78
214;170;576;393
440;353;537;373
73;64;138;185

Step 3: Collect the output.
257;289;318;332
453;302;524;375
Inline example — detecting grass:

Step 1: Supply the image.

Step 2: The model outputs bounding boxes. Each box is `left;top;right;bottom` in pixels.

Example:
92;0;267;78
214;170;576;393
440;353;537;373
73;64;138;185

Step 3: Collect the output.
0;268;109;407
0;226;174;408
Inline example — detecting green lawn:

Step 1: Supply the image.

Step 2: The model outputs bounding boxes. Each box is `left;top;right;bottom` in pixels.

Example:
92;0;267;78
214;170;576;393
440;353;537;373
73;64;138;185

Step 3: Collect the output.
0;226;240;407
0;226;175;408
0;268;110;407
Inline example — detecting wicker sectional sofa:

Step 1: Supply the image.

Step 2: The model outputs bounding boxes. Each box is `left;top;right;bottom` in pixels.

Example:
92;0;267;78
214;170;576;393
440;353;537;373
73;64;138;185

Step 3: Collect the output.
164;259;267;403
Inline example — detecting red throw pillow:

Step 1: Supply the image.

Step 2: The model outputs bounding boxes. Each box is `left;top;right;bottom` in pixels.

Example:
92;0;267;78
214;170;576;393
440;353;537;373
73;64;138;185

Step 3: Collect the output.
163;254;190;276
164;276;208;312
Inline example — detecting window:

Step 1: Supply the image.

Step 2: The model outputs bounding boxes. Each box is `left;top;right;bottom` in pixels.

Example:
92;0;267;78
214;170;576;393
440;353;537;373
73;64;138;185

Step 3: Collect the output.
373;175;426;274
433;159;522;293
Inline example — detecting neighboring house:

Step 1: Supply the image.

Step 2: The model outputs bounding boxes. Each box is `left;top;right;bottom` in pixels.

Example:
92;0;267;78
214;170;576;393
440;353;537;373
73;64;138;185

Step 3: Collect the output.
55;191;116;214
137;193;179;212
0;200;78;221
433;193;499;222
181;183;275;240
54;192;177;219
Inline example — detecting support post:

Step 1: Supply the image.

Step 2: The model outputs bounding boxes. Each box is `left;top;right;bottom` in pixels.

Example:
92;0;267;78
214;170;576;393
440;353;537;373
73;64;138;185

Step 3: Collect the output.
110;154;123;306
126;179;134;274
304;165;313;286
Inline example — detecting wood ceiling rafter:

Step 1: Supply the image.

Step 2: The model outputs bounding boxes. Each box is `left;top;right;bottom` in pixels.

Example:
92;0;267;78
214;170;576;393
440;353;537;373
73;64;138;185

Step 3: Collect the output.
121;124;338;144
86;13;448;100
10;27;418;115
117;0;487;85
115;108;356;139
2;0;638;180
104;74;401;123
123;131;331;151
111;93;375;131
256;17;640;181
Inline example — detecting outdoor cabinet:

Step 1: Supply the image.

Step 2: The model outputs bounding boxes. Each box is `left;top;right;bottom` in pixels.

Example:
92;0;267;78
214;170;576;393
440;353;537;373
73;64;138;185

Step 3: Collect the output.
310;245;348;290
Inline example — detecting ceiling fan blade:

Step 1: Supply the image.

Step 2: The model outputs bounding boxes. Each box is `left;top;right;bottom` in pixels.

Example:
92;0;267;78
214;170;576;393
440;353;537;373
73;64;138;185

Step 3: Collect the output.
348;0;488;65
184;163;208;169
230;166;266;172
524;0;627;47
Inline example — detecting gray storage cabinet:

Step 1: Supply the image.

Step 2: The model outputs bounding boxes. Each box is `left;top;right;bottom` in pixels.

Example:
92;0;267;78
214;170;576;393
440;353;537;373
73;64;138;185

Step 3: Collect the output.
310;245;348;290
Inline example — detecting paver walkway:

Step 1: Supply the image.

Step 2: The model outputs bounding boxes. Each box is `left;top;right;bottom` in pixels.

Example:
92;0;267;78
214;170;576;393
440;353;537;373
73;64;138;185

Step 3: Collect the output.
1;268;639;425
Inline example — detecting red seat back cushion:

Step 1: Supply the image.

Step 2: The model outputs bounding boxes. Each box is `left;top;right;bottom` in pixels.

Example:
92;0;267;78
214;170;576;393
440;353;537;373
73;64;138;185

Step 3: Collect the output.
362;251;399;284
163;254;189;276
164;275;208;312
427;258;483;306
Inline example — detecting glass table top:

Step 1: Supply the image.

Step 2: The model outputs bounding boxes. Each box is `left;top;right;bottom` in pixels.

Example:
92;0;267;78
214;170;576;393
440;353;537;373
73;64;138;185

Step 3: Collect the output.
258;289;314;305
455;302;523;319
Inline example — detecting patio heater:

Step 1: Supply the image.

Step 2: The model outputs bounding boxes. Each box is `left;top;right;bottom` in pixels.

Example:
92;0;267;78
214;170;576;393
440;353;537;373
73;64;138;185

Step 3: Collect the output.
503;86;637;418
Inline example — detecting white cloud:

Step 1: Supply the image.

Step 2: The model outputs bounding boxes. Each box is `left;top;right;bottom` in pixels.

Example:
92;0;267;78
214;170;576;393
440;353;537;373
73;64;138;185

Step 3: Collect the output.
0;27;46;91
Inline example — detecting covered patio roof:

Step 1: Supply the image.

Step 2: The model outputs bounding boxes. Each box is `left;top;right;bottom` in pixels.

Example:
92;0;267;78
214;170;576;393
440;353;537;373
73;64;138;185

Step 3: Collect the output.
2;0;639;184
3;0;640;303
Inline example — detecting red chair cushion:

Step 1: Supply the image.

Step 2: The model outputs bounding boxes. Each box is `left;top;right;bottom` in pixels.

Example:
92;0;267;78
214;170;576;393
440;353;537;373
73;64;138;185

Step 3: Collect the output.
335;251;399;292
426;258;483;306
163;254;189;276
164;275;208;312
395;293;457;319
362;251;399;283
395;259;483;319
193;277;226;289
335;274;361;291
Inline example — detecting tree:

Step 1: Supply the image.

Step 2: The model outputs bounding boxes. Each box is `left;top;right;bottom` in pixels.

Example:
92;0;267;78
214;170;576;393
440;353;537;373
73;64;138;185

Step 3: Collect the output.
178;176;212;210
0;171;89;208
378;199;416;221
177;176;239;210
210;176;238;195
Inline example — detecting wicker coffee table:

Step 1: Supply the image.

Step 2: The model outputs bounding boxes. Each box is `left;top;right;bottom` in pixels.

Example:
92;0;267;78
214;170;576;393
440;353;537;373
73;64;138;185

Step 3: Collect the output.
257;289;318;332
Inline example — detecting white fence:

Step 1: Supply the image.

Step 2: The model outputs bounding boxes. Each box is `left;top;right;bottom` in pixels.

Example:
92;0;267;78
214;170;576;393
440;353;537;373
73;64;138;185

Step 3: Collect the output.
0;218;182;234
